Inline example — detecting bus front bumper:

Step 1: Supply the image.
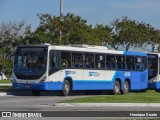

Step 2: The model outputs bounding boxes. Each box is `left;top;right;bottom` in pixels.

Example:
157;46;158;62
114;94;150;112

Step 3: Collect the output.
12;82;63;91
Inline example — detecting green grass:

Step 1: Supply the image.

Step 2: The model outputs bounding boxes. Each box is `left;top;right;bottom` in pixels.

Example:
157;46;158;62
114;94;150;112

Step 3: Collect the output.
61;90;160;103
0;80;12;84
0;86;13;92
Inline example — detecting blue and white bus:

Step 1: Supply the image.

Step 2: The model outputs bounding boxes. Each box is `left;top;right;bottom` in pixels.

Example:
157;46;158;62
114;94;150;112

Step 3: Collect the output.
12;44;148;96
147;53;160;90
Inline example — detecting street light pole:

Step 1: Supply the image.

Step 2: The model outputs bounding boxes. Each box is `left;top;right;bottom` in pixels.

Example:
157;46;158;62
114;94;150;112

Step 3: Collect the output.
60;0;63;17
59;0;63;45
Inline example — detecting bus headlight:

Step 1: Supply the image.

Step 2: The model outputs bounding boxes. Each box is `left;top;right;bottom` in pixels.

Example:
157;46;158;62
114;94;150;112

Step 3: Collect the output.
40;76;46;83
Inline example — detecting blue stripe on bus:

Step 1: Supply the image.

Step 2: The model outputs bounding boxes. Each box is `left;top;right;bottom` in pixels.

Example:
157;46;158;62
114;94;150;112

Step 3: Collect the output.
72;80;147;90
13;79;147;91
123;51;147;56
72;80;114;90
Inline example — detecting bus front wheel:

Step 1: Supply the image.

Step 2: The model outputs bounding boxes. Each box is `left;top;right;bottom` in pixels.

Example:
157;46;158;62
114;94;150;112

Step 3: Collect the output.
62;80;71;96
113;80;120;95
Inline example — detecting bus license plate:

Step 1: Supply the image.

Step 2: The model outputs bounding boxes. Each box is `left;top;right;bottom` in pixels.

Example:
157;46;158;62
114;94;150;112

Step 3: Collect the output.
25;85;30;88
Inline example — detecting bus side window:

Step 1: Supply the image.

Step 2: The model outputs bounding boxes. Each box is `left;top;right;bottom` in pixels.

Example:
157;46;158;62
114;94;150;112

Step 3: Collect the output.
84;53;94;69
135;57;145;71
117;63;124;69
61;60;68;67
106;63;115;69
126;63;134;70
136;63;144;70
126;56;135;70
75;63;80;68
61;52;71;68
85;62;90;68
106;55;116;70
72;53;83;68
116;55;125;70
95;54;105;69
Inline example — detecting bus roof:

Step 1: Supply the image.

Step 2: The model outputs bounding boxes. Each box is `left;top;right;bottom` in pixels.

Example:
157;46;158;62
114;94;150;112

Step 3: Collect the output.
16;44;147;56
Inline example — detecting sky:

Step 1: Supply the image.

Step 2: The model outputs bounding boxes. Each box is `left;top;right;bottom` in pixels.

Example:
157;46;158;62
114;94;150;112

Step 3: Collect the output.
0;0;160;31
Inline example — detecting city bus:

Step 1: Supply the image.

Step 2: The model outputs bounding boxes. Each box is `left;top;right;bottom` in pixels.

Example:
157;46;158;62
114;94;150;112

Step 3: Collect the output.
147;53;160;90
12;44;148;96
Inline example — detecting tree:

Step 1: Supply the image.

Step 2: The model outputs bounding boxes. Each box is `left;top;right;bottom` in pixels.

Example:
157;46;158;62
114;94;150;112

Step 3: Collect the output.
0;21;32;76
35;13;112;45
110;17;159;51
61;13;93;45
111;17;138;50
0;21;30;59
92;24;113;46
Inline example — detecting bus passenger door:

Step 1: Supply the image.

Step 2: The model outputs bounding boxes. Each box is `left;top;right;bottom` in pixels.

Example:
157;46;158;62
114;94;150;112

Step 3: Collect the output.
48;50;62;90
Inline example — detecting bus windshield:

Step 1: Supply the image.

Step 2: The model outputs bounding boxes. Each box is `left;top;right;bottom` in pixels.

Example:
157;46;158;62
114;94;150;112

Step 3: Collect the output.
14;47;48;79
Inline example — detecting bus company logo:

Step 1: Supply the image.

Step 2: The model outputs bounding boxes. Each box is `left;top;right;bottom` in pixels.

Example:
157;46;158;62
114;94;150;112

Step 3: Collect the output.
65;71;76;76
89;72;100;77
124;72;131;77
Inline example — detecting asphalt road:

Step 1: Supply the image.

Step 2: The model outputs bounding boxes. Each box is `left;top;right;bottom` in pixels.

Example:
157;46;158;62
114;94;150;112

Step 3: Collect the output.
0;91;84;111
0;91;160;119
0;91;160;111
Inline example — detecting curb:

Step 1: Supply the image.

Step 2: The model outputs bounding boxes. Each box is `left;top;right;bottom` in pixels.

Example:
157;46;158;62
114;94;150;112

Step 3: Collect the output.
0;92;17;96
0;91;24;96
53;103;160;107
0;84;12;86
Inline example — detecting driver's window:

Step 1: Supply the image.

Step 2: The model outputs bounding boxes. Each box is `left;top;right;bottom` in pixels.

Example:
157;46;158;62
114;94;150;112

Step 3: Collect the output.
49;50;60;75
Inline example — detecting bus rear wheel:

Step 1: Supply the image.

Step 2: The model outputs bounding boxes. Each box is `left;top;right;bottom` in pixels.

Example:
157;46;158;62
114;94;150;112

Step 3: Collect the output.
122;81;129;94
32;90;41;96
62;80;71;96
113;80;120;95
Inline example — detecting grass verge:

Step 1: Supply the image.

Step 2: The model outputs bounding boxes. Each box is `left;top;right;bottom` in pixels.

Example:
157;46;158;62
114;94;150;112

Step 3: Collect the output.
0;80;11;84
61;90;160;103
0;86;13;92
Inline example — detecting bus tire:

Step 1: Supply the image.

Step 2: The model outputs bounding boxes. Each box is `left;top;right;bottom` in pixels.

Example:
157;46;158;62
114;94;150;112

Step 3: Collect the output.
113;80;120;95
62;80;70;96
32;90;41;96
122;81;129;94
